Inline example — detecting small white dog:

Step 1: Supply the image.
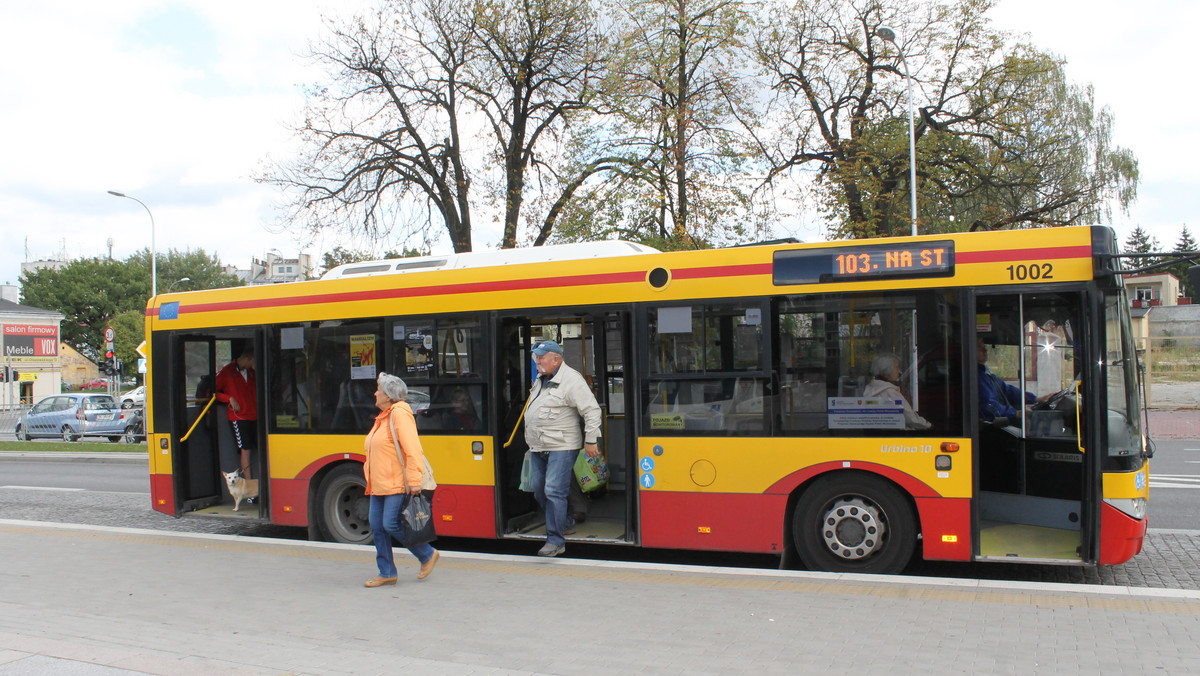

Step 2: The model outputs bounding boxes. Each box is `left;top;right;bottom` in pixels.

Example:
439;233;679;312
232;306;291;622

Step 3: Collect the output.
222;470;259;512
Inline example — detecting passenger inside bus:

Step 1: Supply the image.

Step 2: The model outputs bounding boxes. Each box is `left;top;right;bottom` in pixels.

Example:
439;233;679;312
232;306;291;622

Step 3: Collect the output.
863;353;931;430
977;337;1052;427
440;388;481;432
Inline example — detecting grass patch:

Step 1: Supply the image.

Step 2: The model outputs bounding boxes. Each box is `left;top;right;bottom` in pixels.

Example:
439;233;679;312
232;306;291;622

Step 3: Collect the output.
0;440;146;453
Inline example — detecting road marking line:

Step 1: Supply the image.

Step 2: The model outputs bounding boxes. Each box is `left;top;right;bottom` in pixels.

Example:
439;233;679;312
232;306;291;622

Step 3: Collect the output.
0;486;85;491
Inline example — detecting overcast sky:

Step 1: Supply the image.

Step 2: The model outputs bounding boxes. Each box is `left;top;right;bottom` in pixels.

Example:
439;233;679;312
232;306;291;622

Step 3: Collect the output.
1;0;1194;291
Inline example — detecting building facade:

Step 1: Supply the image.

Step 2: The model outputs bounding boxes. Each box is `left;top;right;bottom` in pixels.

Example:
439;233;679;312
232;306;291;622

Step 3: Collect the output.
1;284;65;407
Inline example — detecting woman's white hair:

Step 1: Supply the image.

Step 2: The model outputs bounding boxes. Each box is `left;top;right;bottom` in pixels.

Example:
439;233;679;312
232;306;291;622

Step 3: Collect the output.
377;372;408;402
870;354;900;379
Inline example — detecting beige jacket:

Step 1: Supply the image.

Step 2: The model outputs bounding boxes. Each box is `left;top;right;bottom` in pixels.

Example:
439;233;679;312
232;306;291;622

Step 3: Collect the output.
524;362;602;451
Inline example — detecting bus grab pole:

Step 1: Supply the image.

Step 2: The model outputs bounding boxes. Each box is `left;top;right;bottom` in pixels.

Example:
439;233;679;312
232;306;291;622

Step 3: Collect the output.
180;396;217;443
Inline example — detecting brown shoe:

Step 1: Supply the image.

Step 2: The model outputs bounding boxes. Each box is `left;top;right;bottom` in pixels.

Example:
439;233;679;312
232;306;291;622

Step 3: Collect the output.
364;576;397;587
417;550;440;580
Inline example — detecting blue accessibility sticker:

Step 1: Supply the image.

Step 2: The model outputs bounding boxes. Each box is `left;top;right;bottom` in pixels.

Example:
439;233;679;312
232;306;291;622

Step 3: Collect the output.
1135;470;1146;491
640;473;656;489
639;457;655;472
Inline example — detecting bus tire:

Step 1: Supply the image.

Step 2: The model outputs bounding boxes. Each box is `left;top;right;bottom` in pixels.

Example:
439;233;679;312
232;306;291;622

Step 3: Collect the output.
792;472;916;574
315;464;372;545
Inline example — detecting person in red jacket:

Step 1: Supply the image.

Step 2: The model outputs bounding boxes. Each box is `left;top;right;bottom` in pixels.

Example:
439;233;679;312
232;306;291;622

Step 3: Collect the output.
215;346;257;481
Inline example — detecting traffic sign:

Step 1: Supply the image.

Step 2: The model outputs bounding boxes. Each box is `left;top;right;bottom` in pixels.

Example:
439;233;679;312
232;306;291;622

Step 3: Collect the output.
104;326;115;342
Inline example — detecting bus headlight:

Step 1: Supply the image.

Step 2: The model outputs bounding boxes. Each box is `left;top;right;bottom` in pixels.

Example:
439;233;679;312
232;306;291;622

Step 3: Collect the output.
1104;497;1147;520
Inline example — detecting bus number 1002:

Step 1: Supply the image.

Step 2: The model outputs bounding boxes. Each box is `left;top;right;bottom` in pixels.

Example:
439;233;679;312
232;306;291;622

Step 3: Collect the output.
1005;263;1053;281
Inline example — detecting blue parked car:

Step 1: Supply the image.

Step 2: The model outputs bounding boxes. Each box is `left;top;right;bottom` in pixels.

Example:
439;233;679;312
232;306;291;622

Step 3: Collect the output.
14;393;126;442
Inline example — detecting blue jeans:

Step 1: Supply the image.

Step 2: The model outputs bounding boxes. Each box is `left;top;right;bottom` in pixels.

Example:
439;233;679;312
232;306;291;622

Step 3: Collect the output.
529;449;579;547
369;493;436;577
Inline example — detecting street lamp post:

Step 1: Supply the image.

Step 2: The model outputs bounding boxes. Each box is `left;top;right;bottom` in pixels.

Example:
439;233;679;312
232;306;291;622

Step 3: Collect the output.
876;27;918;237
107;191;157;296
168;277;191;293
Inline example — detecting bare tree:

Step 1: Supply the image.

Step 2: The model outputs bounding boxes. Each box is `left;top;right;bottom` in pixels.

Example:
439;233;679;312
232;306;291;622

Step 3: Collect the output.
751;0;1138;239
264;0;608;253
266;0;478;251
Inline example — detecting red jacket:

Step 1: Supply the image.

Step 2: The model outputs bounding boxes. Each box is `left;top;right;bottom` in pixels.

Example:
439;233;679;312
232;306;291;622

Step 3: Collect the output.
215;360;257;421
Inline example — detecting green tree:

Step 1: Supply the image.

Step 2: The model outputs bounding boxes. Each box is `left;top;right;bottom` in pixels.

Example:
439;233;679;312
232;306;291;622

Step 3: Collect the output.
109;310;146;382
1171;225;1198;301
126;248;245;293
750;0;1138;239
551;0;766;248
20;251;242;363
20;259;148;362
1123;225;1160;270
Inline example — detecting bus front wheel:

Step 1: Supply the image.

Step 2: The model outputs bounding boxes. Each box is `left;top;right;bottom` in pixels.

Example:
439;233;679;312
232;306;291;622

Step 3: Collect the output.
793;473;916;574
315;464;372;545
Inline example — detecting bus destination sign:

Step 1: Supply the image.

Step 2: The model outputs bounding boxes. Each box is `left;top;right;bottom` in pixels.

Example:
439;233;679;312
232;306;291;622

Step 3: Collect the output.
773;241;955;285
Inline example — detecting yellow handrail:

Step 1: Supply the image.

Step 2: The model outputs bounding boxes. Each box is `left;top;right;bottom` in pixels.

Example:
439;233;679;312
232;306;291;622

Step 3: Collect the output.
180;396;216;443
503;393;532;449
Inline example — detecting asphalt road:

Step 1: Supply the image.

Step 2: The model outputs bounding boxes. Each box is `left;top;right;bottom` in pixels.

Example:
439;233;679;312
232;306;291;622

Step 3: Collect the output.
1147;439;1200;530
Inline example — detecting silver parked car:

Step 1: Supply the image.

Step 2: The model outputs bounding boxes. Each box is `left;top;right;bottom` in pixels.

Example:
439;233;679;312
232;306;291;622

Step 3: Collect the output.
14;393;126;442
119;385;146;409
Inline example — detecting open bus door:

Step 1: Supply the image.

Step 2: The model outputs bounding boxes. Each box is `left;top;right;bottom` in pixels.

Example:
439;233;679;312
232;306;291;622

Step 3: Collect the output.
171;334;265;517
973;291;1092;563
497;310;634;546
172;336;223;514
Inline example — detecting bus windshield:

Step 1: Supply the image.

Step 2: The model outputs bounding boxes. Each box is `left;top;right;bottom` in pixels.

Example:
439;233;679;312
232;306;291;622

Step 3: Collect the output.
1104;289;1143;465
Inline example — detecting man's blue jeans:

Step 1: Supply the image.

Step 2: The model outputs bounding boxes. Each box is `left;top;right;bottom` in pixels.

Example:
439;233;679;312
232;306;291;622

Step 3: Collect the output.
369;493;435;577
529;449;579;547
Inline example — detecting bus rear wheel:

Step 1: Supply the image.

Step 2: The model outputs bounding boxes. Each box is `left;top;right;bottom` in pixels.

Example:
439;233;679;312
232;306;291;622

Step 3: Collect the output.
315;464;372;545
793;473;915;574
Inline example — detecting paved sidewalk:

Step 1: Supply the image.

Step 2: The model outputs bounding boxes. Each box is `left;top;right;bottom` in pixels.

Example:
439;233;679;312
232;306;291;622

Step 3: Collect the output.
3;520;1200;675
1147;408;1200;439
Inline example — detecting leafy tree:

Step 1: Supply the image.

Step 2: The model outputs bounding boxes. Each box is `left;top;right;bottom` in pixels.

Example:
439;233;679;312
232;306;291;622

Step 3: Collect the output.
20;259;148;363
749;0;1138;239
1123;225;1160;270
552;0;766;248
19;250;242;363
126;248;245;294
1170;225;1199;301
109;310;146;383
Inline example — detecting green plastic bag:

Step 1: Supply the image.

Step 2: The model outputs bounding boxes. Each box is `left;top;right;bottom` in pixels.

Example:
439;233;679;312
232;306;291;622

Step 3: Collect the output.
573;451;609;493
518;451;533;492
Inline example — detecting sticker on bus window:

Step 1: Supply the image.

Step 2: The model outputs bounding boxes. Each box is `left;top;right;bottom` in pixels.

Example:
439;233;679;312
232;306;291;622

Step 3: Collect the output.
649;413;685;430
827;397;905;429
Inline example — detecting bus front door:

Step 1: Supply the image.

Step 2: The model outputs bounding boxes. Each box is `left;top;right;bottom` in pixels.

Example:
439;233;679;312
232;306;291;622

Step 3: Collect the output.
974;292;1089;563
173;335;263;516
497;311;634;546
174;337;223;514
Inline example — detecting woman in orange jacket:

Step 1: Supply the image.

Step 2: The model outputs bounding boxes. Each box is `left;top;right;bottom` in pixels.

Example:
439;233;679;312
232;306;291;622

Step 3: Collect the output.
362;372;439;587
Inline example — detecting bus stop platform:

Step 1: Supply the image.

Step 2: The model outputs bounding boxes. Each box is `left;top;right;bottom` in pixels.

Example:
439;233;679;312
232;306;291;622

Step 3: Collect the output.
2;520;1200;675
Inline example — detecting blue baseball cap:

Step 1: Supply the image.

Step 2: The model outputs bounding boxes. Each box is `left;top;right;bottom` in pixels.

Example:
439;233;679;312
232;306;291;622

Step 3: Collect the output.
532;340;563;356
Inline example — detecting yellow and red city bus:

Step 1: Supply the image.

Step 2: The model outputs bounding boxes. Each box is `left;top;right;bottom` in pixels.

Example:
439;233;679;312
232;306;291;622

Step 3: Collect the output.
144;226;1148;573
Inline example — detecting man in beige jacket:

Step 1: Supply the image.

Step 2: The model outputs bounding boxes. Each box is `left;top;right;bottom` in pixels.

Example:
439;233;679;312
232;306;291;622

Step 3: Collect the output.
524;340;602;557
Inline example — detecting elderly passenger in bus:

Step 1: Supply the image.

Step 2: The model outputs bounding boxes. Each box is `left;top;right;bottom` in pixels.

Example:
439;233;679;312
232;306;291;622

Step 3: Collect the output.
863;354;931;430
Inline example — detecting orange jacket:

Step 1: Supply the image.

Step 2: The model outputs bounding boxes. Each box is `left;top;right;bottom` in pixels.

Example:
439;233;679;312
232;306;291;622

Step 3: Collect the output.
363;401;425;495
